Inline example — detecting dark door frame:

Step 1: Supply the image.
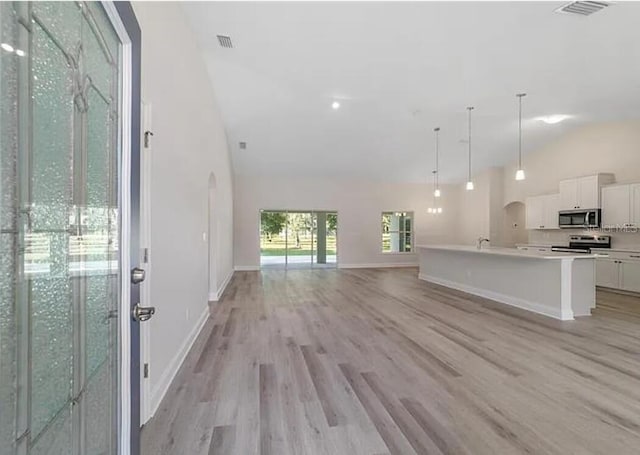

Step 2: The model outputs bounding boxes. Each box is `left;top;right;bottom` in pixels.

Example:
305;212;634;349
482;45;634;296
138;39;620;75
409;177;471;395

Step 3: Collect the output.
111;2;142;454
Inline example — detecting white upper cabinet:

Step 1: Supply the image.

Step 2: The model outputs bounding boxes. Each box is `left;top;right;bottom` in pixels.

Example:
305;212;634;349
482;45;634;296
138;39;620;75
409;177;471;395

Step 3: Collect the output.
602;184;631;228
558;174;614;210
602;183;640;229
632;184;640;227
558;179;579;210
525;196;544;230
577;175;599;209
525;194;559;230
544;193;560;229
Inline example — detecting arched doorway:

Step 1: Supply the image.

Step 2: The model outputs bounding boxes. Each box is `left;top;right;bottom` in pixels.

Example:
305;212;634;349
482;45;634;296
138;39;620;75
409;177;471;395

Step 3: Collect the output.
208;173;218;301
502;201;527;247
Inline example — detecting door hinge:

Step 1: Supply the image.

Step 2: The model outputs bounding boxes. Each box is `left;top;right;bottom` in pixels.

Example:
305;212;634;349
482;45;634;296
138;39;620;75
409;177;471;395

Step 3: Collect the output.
144;130;154;148
143;363;149;378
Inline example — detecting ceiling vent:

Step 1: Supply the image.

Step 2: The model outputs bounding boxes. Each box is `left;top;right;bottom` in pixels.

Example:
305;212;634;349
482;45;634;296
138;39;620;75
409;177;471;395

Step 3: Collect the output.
238;141;247;150
217;35;233;48
555;1;609;16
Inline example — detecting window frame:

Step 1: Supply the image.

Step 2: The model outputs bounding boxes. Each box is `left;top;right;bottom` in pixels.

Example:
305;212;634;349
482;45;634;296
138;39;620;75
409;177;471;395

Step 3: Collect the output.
381;211;414;254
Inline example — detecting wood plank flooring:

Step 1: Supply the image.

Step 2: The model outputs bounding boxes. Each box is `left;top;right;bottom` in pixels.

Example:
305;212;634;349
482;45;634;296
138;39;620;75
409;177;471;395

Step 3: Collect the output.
141;268;640;455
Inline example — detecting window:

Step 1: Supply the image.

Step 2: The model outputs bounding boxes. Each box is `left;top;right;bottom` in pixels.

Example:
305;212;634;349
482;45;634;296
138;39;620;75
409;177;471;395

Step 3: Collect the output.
382;212;413;253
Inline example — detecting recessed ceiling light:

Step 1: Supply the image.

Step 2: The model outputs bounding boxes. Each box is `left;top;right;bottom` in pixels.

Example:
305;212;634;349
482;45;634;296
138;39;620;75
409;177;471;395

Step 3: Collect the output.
15;49;25;57
331;101;340;110
537;115;570;124
1;43;14;53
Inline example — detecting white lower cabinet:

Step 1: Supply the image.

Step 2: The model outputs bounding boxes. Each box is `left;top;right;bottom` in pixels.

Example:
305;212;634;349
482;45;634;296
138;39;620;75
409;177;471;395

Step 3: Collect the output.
595;253;640;293
596;259;620;288
621;260;640;293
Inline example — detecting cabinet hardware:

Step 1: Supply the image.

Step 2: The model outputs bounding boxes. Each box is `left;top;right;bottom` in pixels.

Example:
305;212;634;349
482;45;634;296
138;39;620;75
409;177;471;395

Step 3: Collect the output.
630;255;640;259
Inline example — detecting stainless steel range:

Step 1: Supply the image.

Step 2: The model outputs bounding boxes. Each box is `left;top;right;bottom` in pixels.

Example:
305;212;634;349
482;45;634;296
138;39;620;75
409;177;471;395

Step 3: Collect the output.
551;235;611;254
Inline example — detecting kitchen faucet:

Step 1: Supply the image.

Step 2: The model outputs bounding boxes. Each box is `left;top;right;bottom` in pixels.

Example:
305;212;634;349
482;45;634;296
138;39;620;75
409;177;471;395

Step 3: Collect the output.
477;237;490;250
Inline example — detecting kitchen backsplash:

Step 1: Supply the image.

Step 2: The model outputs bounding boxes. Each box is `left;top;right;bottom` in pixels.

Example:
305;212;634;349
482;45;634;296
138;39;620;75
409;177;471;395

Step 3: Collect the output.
528;229;640;249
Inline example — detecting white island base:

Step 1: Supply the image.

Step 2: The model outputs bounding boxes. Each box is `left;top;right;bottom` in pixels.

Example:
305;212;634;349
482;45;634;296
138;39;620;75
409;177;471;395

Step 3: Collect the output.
417;245;597;320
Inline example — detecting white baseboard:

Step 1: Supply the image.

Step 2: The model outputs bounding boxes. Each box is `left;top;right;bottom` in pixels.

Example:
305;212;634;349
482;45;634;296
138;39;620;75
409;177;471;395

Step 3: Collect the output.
149;305;210;418
234;265;260;271
209;269;234;302
339;262;418;269
418;273;569;320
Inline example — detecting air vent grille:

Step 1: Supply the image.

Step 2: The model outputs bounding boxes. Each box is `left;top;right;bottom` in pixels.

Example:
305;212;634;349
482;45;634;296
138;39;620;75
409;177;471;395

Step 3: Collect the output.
239;141;247;150
555;1;609;16
217;35;233;48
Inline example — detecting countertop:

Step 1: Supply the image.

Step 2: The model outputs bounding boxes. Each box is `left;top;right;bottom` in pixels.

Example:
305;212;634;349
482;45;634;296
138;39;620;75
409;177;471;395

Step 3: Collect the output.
515;243;554;248
592;247;640;253
417;244;598;260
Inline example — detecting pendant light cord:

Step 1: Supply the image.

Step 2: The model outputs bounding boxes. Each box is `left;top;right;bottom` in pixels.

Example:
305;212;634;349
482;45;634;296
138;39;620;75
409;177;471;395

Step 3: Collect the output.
467;107;474;181
434;127;440;189
517;93;526;169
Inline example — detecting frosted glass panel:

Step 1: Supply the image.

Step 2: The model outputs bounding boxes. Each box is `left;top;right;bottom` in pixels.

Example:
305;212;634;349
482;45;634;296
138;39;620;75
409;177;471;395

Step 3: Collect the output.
31;18;74;231
0;2;19;451
85;361;113;454
83;15;114;102
30;405;72;455
30;242;73;439
32;1;81;52
29;11;75;441
86;87;111;207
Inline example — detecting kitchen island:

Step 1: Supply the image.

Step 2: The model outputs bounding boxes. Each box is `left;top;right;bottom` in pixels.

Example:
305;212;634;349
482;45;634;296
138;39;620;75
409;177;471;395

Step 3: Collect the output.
417;245;598;320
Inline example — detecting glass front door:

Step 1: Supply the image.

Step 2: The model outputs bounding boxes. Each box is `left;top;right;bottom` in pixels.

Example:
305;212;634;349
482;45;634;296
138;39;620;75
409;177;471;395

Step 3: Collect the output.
1;2;121;454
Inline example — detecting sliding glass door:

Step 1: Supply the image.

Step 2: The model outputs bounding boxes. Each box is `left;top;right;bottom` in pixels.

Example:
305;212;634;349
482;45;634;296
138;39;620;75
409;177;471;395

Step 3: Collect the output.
260;210;337;269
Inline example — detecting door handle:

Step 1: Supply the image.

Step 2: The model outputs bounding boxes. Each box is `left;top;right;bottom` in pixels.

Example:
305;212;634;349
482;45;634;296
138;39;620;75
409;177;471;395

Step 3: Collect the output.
131;267;146;284
132;303;155;322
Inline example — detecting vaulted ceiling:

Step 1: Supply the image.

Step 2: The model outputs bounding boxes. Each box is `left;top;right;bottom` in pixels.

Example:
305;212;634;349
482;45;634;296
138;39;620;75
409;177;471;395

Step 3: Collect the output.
183;1;640;183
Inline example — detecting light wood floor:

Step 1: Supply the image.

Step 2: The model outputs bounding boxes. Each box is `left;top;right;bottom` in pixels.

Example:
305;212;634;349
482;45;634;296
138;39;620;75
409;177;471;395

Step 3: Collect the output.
141;268;640;455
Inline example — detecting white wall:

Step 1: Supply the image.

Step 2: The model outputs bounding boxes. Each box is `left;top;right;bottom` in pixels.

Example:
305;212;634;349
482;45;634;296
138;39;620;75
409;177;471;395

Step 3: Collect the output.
454;167;504;246
133;2;234;417
234;175;458;268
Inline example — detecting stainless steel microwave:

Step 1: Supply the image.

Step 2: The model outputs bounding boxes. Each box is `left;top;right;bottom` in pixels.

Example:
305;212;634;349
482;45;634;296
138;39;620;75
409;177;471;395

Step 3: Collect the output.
558;209;601;229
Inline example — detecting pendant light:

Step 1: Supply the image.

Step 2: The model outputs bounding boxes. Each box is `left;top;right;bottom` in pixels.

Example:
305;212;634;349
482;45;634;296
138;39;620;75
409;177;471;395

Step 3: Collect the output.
428;170;442;214
433;127;441;197
465;106;475;191
515;93;527;181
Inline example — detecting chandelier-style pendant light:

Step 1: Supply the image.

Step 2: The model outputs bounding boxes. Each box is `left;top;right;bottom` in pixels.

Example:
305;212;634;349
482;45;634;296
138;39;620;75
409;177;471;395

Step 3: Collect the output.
515;93;527;181
428;170;442;214
466;106;475;191
433;127;441;197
